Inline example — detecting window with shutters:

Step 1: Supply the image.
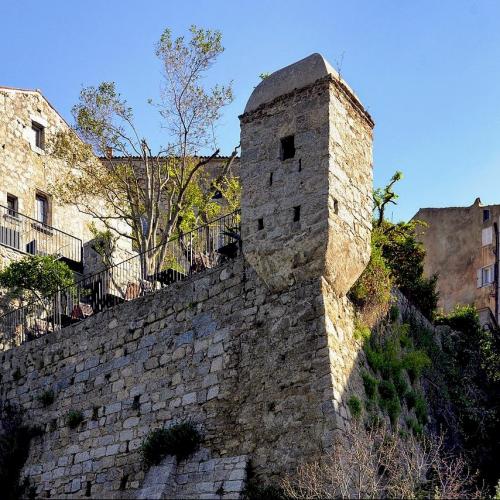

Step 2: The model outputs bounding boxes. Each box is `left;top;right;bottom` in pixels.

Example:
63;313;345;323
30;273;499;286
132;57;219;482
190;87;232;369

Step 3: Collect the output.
478;265;494;287
482;227;493;246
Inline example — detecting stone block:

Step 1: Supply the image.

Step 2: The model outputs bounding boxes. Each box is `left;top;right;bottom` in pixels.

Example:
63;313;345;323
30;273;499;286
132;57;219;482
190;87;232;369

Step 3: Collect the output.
182;392;197;405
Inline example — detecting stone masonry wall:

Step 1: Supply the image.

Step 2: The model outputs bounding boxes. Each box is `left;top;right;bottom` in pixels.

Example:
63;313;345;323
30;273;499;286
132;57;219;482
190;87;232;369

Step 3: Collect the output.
0;255;361;498
0;89;133;272
240;55;373;296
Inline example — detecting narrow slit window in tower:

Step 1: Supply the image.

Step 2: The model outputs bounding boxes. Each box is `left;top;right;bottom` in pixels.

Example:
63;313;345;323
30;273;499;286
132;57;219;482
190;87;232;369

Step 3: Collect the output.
280;135;295;160
258;218;264;230
293;206;301;222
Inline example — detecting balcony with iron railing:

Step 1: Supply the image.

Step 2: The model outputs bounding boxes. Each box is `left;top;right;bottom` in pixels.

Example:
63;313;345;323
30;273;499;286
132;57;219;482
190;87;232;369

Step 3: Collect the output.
0;210;241;347
0;204;83;271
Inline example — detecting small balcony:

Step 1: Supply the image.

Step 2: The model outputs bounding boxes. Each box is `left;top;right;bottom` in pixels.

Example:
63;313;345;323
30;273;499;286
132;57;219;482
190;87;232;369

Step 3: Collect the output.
0;204;83;272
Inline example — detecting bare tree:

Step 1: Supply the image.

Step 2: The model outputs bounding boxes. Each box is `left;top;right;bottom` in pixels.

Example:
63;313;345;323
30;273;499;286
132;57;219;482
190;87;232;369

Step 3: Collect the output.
51;26;238;277
282;421;482;499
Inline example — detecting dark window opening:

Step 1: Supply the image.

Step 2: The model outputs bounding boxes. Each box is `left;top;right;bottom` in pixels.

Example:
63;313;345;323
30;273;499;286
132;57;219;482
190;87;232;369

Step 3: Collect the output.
257;218;264;230
269;172;273;186
280;135;295;160
85;481;92;497
210;182;223;200
334;199;339;215
35;193;49;224
483;209;491;222
119;475;129;491
298;158;302;172
293;206;301;222
32;121;45;150
132;395;141;410
6;194;18;216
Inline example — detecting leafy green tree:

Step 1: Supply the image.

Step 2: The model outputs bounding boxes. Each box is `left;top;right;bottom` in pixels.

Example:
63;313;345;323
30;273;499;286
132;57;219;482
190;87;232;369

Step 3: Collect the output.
0;255;74;304
436;305;500;490
377;220;439;319
373;170;402;227
0;255;75;329
51;25;239;277
351;171;439;320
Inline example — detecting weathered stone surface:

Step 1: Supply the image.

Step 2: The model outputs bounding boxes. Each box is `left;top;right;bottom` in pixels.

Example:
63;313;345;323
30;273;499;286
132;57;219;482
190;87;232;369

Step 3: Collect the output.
0;256;364;497
240;53;373;294
0;55;375;498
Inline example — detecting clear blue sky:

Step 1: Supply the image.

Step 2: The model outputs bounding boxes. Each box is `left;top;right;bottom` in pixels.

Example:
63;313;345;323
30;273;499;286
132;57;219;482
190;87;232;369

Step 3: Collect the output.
2;0;500;221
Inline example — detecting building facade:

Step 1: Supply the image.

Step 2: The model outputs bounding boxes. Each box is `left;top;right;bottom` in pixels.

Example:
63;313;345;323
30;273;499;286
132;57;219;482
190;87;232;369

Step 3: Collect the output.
0;53;377;497
0;87;101;272
414;197;499;326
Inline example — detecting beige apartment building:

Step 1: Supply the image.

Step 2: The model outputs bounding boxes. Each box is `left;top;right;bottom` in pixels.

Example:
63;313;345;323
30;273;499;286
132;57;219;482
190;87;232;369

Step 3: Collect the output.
414;197;499;327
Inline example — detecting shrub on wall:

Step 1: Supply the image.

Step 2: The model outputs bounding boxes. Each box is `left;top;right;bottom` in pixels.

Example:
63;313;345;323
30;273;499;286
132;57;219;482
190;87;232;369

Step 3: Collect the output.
349;238;392;326
65;410;84;429
435;305;500;489
347;396;362;419
351;171;439;322
142;421;201;467
37;390;55;407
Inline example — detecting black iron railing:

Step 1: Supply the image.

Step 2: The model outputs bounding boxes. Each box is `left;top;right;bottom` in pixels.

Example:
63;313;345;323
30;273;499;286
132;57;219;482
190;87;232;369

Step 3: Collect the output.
0;210;240;347
0;204;83;266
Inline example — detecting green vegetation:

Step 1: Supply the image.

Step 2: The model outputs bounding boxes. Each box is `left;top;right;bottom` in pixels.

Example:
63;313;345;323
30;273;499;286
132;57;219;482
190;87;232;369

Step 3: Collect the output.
348;172;500;493
65;410;84;429
0;255;75;303
351;171;438;323
405;417;423;436
353;321;371;342
37;389;55;407
142;421;201;466
402;350;431;382
360;319;430;430
361;371;378;399
414;392;428;425
349;240;392;325
51;25;239;278
434;305;500;489
347;396;362;418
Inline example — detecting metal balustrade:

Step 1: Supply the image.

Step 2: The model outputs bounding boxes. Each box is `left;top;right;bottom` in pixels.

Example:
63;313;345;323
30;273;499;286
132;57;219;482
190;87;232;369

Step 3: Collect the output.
0;204;83;268
0;210;241;347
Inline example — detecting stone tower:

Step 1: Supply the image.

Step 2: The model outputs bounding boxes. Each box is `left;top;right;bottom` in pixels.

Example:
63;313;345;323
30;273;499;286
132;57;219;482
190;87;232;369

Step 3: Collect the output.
240;53;374;294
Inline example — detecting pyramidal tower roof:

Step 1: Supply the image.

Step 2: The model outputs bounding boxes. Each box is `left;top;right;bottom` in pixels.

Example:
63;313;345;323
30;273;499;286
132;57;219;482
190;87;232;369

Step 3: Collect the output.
244;53;364;114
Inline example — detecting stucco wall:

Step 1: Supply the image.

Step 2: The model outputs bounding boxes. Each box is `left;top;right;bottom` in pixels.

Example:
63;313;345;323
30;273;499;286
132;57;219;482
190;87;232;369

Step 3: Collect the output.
415;198;499;322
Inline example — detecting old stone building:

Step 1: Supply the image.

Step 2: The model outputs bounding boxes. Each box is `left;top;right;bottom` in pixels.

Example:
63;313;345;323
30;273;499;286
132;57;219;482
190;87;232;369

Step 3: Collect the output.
1;87;91;272
415;197;499;326
0;54;375;498
0;87;140;275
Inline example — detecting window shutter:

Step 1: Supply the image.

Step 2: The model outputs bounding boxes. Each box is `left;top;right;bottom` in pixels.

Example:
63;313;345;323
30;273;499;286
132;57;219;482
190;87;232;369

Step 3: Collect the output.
482;227;493;246
477;269;482;288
